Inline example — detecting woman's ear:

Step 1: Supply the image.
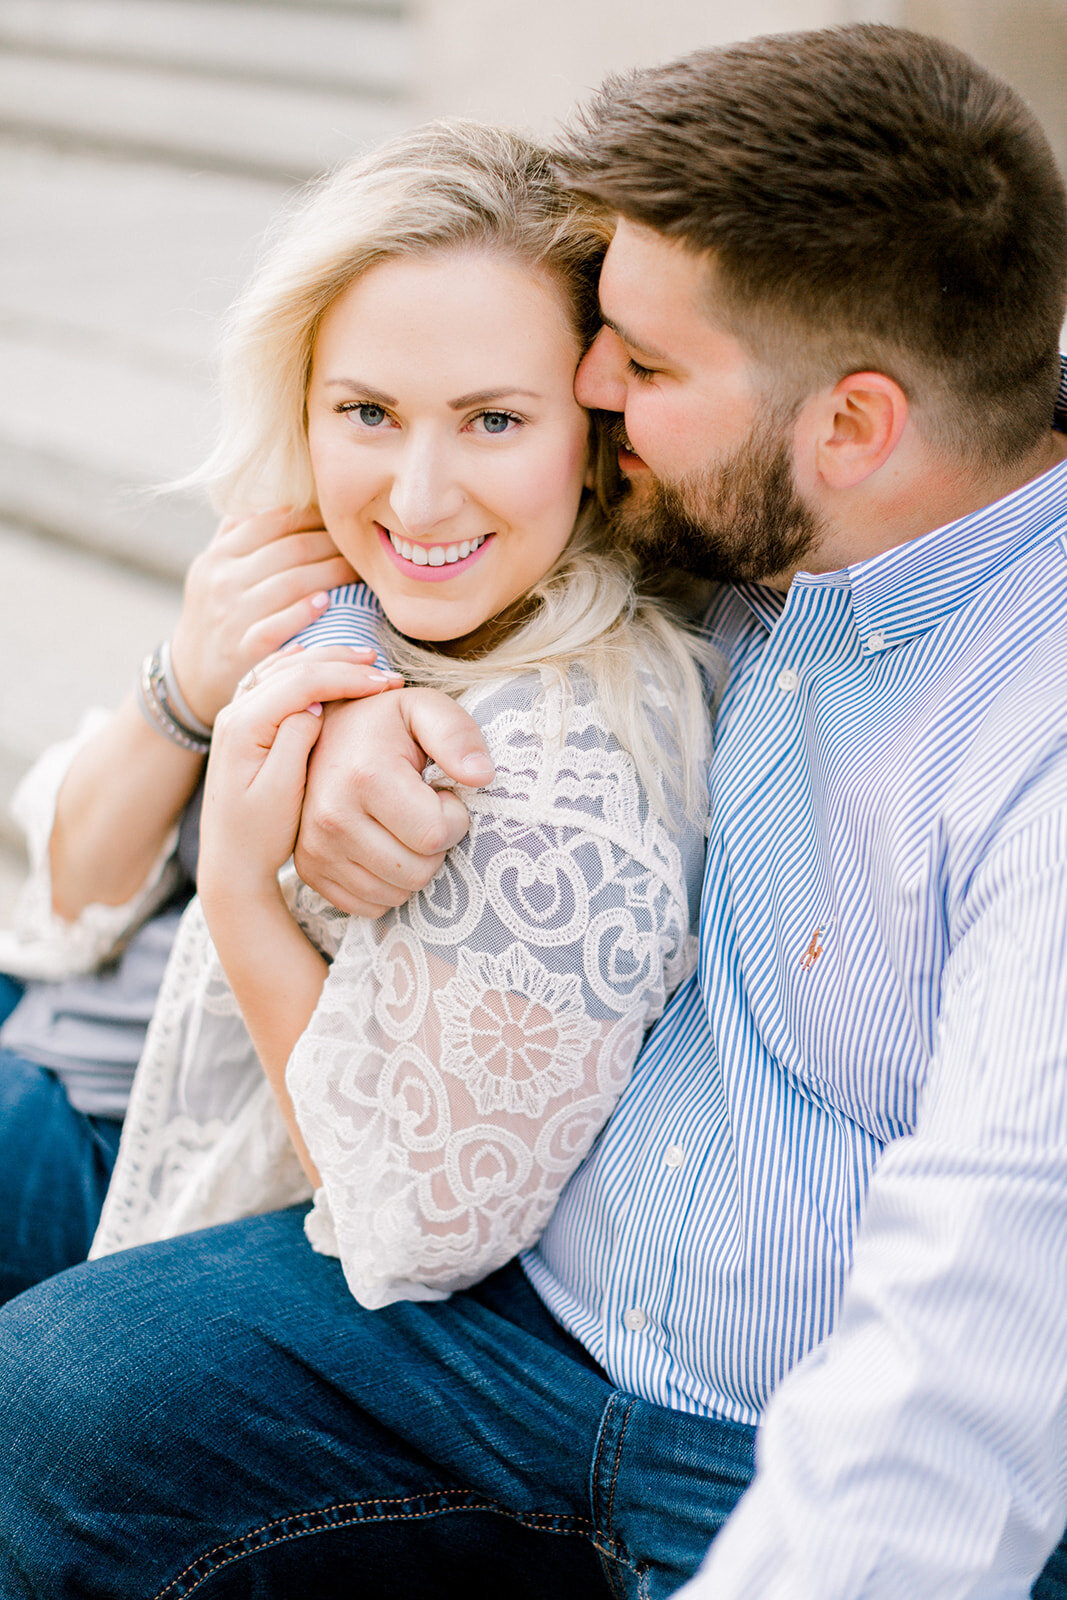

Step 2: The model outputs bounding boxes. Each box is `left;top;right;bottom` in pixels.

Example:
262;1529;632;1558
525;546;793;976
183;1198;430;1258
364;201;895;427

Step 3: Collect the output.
803;372;909;492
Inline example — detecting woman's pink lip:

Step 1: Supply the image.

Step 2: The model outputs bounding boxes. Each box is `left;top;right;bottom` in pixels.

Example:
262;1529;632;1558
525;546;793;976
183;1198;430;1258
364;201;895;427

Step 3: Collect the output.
377;524;494;582
619;448;649;472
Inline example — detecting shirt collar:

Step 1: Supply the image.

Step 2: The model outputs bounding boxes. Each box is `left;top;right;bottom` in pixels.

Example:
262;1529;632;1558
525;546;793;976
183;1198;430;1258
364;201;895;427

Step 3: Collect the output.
846;442;1067;648
734;353;1067;643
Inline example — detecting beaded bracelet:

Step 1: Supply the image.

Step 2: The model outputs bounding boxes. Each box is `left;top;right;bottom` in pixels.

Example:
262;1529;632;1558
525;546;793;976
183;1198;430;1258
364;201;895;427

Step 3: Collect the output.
136;645;212;755
159;639;213;739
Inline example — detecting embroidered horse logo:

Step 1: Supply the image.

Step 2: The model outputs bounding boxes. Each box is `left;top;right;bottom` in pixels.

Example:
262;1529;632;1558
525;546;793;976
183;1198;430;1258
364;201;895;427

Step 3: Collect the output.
800;926;825;971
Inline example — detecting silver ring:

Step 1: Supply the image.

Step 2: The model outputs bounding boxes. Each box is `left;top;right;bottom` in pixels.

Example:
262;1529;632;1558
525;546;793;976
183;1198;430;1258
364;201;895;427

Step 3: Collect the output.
238;667;258;693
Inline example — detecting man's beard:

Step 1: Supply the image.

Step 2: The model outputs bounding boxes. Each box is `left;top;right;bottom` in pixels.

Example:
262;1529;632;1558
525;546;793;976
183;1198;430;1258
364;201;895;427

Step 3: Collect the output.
614;415;824;585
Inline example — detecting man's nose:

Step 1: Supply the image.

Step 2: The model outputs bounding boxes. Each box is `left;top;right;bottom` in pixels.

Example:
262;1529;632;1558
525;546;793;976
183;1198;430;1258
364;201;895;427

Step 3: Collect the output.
575;327;627;413
388;437;465;535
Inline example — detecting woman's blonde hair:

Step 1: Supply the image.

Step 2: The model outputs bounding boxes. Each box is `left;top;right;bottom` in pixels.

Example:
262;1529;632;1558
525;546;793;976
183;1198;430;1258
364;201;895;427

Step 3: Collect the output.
204;119;717;821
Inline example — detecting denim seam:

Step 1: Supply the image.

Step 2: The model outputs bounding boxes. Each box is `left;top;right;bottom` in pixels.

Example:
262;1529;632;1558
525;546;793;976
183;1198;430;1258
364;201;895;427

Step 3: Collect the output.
589;1394;648;1600
605;1396;635;1534
150;1492;597;1600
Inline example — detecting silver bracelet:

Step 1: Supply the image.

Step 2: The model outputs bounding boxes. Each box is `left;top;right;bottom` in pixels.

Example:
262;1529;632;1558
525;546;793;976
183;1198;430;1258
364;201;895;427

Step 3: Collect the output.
137;647;211;755
159;639;213;738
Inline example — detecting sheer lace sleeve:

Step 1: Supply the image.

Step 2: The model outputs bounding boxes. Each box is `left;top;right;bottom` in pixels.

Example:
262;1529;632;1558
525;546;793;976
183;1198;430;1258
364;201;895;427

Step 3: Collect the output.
0;711;184;981
91;669;706;1297
289;671;703;1306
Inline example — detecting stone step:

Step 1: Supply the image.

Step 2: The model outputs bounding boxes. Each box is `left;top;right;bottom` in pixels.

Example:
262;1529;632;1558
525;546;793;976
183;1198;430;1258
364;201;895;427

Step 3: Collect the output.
0;138;287;367
0;519;182;889
0;46;409;180
0;0;410;100
0;139;289;578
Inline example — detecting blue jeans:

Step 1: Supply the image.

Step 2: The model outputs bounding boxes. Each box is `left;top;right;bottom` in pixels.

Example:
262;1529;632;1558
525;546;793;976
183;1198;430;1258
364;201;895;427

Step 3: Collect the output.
0;978;124;1303
0;1209;757;1599
1;1212;1064;1597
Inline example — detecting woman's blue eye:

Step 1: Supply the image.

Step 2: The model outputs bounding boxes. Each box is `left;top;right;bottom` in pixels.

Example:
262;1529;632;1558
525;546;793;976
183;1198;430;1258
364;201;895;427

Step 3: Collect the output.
356;404;386;426
480;411;514;434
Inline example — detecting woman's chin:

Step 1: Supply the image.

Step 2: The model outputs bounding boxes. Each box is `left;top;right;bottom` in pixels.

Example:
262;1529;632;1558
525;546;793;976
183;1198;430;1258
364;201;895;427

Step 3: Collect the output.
379;596;490;652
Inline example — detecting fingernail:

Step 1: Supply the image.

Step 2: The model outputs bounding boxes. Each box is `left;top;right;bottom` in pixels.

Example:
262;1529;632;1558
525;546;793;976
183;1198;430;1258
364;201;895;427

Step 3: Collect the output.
307;702;323;716
461;755;495;782
369;669;403;682
347;645;377;657
311;591;330;609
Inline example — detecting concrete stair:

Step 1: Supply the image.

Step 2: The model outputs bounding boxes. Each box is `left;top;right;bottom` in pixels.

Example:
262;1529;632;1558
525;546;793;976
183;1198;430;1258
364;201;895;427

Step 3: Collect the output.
0;1;414;898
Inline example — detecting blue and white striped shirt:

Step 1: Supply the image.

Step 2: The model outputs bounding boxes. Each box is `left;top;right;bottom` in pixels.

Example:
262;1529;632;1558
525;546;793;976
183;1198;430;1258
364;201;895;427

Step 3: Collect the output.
527;379;1067;1595
293;583;387;663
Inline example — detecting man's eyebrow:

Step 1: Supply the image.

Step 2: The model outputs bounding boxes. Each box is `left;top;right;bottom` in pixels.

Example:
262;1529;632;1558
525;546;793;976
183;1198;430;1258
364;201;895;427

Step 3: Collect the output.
324;379;398;407
601;315;670;363
447;388;542;410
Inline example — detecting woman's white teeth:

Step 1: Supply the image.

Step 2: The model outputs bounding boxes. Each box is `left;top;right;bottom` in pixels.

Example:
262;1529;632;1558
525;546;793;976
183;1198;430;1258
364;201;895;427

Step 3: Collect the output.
388;530;485;565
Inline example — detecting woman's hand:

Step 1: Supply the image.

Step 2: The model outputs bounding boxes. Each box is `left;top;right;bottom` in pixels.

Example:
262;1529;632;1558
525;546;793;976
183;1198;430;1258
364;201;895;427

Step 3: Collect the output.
198;647;402;904
169;507;359;728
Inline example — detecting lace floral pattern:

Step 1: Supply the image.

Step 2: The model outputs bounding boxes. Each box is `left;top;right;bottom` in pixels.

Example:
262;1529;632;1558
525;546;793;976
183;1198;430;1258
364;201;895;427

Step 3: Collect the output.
435;944;599;1116
92;670;708;1307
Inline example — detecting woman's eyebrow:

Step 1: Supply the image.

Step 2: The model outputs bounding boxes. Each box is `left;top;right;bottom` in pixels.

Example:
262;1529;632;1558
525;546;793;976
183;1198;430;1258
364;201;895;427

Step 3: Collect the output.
447;388;542;410
324;379;398;406
601;315;669;362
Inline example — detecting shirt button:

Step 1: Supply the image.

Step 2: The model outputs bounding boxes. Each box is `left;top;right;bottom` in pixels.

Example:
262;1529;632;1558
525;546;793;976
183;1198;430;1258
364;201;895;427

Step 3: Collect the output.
865;630;887;652
664;1145;685;1169
775;668;799;694
623;1307;648;1332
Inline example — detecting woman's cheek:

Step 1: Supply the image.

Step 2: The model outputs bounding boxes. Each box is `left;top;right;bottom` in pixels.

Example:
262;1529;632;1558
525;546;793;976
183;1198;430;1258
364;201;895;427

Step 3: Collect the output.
520;432;590;520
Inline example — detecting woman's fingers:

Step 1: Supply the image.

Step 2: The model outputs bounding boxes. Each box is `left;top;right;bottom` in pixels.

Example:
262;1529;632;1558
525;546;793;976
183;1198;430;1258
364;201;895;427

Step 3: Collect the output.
215;505;327;558
239;555;360;657
236;644;391;694
172;505;365;723
220;658;402;740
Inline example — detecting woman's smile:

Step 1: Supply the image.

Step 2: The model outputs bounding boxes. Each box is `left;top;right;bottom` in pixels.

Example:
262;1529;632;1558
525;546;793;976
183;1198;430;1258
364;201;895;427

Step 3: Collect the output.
378;523;495;582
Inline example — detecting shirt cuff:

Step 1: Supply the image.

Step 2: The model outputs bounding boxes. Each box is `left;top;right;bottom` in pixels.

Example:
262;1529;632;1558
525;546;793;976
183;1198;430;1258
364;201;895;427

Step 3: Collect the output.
288;584;389;671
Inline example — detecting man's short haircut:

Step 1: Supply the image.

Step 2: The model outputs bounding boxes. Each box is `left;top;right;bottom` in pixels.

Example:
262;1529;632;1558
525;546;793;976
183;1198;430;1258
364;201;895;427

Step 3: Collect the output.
556;24;1067;467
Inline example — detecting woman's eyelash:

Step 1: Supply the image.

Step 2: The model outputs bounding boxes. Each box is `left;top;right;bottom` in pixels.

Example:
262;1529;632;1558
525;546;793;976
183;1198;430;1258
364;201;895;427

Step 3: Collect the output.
332;403;522;432
472;410;523;433
335;401;390;424
626;358;657;384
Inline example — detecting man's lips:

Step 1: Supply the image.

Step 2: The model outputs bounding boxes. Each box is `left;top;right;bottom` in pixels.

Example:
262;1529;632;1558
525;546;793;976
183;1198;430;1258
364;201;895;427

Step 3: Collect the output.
615;425;648;472
377;523;495;582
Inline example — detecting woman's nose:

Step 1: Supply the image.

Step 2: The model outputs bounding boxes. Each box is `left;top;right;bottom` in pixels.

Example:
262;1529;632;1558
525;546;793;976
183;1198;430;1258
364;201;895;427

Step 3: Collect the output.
387;439;465;535
575;327;627;414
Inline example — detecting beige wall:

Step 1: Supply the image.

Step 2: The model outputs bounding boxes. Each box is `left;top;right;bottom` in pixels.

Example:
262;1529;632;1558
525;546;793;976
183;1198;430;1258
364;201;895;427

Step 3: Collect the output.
904;0;1067;173
415;0;1066;177
416;0;899;134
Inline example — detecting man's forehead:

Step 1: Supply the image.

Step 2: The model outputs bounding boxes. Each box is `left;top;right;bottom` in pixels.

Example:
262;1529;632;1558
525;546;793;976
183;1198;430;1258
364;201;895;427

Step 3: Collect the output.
599;219;714;353
599;312;671;363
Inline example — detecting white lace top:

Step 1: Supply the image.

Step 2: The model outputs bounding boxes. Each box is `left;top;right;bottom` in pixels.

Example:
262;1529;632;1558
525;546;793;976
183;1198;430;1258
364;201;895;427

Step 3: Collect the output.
91;667;708;1308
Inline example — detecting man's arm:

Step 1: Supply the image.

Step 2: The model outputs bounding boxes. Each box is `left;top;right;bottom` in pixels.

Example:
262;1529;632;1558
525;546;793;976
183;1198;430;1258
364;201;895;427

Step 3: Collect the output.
294;687;496;917
685;788;1067;1599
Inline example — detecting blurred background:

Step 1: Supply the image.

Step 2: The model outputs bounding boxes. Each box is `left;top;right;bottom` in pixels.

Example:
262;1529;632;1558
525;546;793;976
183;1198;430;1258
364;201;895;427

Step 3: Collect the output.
0;0;1064;906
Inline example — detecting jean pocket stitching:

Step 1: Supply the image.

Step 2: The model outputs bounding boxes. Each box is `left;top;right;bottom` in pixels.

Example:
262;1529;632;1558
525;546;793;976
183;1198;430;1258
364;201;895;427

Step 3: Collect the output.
150;1490;597;1599
590;1394;647;1600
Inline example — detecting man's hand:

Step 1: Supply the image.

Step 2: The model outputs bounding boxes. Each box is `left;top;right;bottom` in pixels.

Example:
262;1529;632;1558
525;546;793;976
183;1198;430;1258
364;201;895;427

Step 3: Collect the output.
294;687;495;917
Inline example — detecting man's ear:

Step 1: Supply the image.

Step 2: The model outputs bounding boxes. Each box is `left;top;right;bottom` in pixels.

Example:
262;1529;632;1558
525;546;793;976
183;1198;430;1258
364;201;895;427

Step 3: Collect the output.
801;372;909;491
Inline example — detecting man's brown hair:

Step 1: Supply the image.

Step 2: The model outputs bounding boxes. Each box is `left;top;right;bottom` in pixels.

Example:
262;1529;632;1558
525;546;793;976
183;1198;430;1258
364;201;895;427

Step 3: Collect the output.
556;24;1067;466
